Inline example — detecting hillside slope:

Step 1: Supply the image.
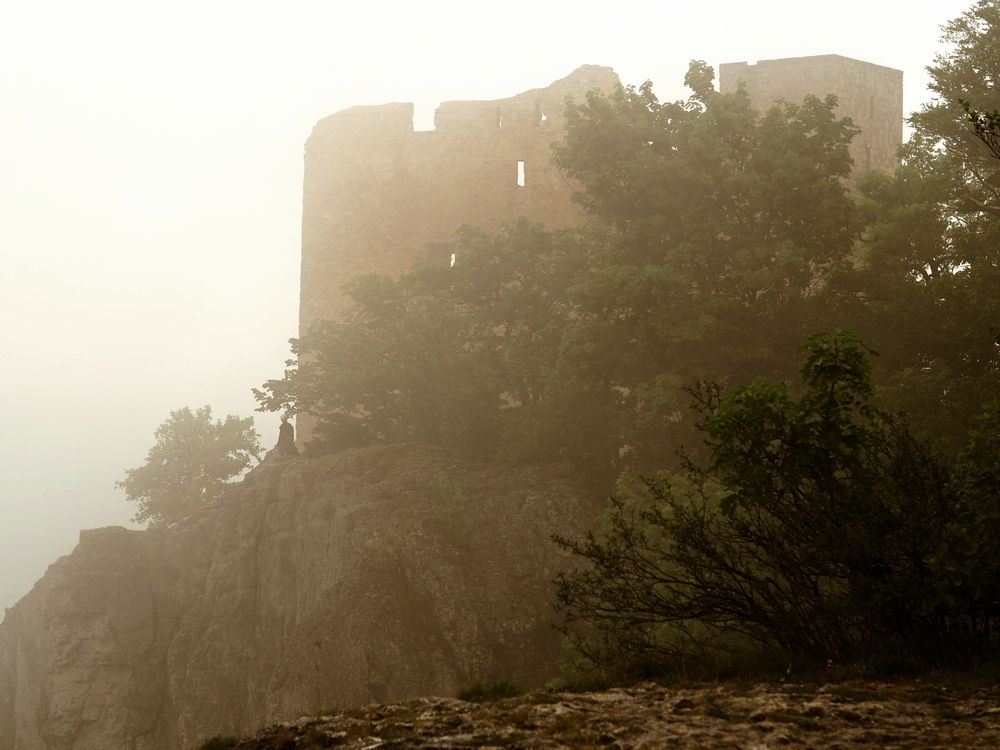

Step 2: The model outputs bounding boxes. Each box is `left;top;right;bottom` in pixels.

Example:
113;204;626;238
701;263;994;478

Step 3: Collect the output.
0;444;595;750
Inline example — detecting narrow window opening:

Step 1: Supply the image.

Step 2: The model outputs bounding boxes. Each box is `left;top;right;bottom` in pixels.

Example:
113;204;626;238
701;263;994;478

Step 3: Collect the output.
449;252;457;268
516;160;526;187
412;102;438;132
497;106;503;129
539;111;548;124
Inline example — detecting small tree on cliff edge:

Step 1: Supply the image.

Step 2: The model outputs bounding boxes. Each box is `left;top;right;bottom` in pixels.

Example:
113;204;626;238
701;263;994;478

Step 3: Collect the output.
118;406;262;527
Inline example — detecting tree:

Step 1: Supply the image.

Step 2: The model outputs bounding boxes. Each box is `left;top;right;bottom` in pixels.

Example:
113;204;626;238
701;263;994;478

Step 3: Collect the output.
932;398;1000;625
845;1;1000;452
255;221;583;464
550;62;862;476
554;333;998;674
908;0;1000;216
118;406;262;526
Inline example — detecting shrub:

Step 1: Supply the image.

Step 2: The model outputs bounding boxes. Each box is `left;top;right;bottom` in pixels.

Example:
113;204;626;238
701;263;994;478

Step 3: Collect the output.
457;679;524;702
555;332;1000;675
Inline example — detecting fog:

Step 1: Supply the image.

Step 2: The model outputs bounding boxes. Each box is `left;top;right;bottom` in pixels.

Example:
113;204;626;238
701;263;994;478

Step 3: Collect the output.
0;0;972;610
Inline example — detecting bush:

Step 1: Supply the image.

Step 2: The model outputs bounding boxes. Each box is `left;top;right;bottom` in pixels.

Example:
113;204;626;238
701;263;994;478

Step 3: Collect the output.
118;406;261;527
554;332;1000;675
196;737;238;750
457;679;524;703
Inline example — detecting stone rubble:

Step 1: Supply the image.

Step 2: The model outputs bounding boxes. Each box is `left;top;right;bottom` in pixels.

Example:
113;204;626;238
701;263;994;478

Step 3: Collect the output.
222;680;1000;749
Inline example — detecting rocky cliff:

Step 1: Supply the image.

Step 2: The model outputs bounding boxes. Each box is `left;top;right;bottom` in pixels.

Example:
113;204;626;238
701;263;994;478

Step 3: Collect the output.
0;444;596;750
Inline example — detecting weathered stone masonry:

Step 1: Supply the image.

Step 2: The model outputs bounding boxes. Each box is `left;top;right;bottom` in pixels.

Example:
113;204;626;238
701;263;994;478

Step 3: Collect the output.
297;65;620;442
719;54;903;179
300;65;621;331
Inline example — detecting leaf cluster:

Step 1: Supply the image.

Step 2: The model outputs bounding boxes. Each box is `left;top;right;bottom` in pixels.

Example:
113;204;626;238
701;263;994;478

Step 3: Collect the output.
118;406;261;527
841;0;1000;452
550;5;1000;676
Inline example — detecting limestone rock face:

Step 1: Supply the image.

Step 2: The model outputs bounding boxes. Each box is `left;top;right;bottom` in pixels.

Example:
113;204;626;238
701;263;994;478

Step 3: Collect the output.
0;444;595;750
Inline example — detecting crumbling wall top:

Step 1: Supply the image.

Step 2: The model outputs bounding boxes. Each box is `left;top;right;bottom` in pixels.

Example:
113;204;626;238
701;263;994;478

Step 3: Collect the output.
720;54;902;81
308;102;415;147
308;65;620;144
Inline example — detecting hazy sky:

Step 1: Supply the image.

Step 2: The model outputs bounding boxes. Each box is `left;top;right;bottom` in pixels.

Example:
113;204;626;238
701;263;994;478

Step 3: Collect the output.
0;0;974;610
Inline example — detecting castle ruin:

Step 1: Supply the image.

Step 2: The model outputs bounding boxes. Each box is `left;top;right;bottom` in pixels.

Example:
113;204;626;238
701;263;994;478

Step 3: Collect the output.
297;56;904;443
719;54;903;177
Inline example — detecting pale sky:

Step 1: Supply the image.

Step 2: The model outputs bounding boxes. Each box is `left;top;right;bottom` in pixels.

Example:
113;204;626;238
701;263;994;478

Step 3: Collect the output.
0;0;974;610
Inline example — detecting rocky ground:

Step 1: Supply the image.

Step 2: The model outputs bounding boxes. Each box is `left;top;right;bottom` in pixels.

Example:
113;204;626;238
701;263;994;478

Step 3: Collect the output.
209;680;1000;749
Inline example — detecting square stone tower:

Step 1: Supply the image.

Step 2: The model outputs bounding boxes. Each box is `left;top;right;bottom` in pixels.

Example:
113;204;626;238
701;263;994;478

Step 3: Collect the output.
719;54;903;178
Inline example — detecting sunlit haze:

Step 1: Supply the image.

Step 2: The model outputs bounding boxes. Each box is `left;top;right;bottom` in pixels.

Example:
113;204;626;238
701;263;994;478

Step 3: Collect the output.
0;0;973;610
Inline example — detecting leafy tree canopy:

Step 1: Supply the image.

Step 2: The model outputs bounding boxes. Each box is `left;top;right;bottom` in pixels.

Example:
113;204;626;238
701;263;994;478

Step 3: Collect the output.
555;333;1000;674
846;0;1000;451
118;406;262;527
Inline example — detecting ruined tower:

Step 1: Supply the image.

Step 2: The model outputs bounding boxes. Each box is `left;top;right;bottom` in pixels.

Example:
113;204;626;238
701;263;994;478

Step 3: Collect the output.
719;54;904;178
297;65;620;442
299;65;620;332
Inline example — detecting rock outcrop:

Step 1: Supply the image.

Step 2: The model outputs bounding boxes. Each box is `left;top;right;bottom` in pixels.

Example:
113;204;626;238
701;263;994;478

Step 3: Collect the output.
0;444;596;750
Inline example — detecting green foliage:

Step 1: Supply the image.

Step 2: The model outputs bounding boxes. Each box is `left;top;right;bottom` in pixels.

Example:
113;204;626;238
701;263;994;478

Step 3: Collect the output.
255;220;582;464
118;406;261;527
908;0;1000;213
555;333;1000;674
457;679;523;703
961;99;1000;160
846;1;1000;452
932;400;1000;618
548;63;862;478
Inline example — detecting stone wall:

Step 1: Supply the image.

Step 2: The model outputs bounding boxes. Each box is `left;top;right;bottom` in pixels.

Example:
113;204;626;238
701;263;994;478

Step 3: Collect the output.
719;54;903;179
300;65;620;330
